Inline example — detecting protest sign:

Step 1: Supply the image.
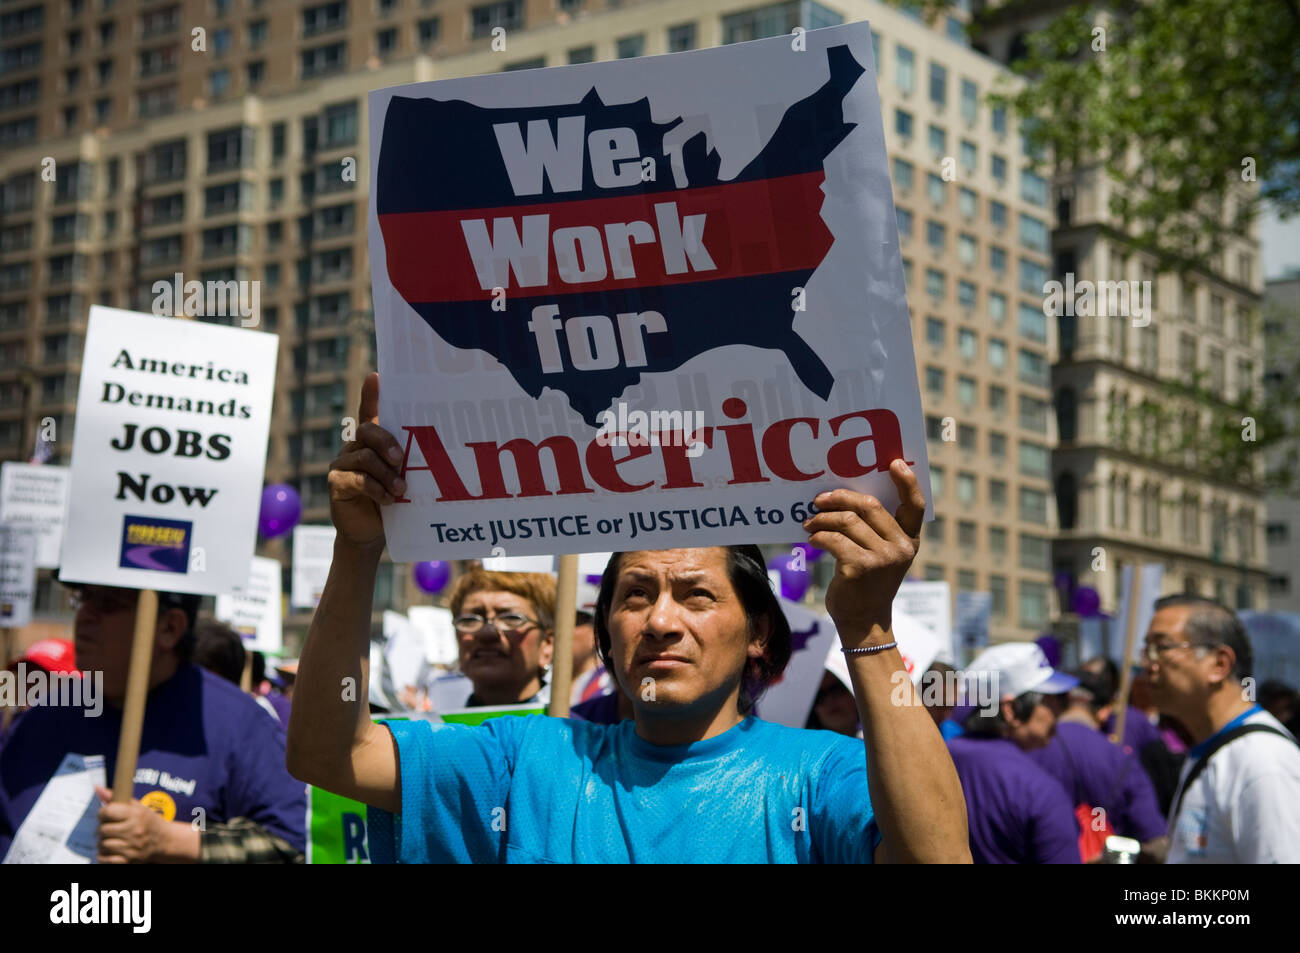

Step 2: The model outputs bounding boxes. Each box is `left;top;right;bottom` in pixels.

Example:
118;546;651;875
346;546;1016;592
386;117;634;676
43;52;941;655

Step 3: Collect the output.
480;551;613;576
754;599;839;728
0;463;70;569
0;524;38;627
368;22;929;561
1115;563;1165;666
290;525;336;609
214;556;283;656
58;307;278;596
306;707;543;863
408;605;458;666
954;591;992;661
895;580;953;660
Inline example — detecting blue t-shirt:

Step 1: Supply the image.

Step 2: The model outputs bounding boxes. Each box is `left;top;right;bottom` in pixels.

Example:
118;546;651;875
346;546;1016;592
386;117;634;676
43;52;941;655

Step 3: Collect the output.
368;715;881;863
0;664;306;857
1029;721;1166;842
946;734;1081;864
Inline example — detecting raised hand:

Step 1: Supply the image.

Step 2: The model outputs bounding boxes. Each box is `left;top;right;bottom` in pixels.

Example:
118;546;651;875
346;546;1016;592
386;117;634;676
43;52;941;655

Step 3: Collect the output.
801;459;926;642
327;372;406;551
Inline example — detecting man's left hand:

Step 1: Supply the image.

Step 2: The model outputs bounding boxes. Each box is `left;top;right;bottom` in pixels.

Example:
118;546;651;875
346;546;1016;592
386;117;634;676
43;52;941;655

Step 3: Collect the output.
802;459;926;642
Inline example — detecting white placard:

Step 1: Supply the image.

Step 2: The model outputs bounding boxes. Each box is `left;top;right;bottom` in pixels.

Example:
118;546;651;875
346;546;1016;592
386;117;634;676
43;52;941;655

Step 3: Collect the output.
480;551;614;577
0;524;38;627
291;524;337;609
214;555;283;655
755;599;840;728
58;307;278;595
895;580;952;660
954;590;992;661
0;463;70;569
408;605;457;666
368;22;930;560
1116;563;1165;664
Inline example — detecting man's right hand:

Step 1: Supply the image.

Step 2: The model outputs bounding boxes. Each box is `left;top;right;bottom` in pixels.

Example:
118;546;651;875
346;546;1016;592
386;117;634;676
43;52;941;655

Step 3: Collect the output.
328;372;405;550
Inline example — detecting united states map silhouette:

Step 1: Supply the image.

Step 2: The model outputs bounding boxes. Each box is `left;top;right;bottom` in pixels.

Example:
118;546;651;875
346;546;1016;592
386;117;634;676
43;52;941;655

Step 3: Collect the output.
377;44;865;427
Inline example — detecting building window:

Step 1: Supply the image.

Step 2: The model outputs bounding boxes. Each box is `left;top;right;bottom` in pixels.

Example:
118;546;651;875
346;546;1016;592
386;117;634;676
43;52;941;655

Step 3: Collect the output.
988;338;1006;371
930;465;945;500
928;124;946;157
897;207;913;240
248;19;268;47
958;375;976;407
247;61;265;87
989;479;1007;509
958;424;976;452
925;268;945;300
988;431;1006;459
1019;440;1049;477
376;28;398;56
667;23;696;52
925;366;945;395
302;41;347;78
896;45;915;94
567;45;594;64
990;576;1007;617
958;472;977;506
616;34;644;59
1019;535;1050;571
991;154;1007;186
208;69;230;99
213;27;231;56
960;78;977;124
1019;487;1048;524
990;245;1007;273
418;17;441;46
958;328;977;361
926;220;946;253
960;139;976;172
929;62;947;108
325;101;358;147
958;279;976;310
926;173;945;206
895;109;914;139
1019;581;1048;628
303;1;348;36
959;187;976;219
958;234;976;267
988;384;1006;415
720;0;838;43
925;316;945;347
1019;303;1047;343
893;158;914;191
989;527;1007;555
1021;169;1048;206
989;291;1007;323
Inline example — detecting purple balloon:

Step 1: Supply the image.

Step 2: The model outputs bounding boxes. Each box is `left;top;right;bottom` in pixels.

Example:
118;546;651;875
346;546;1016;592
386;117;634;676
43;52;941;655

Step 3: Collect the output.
1036;634;1061;668
413;560;452;594
258;484;301;539
1071;586;1101;618
792;541;823;564
771;553;811;602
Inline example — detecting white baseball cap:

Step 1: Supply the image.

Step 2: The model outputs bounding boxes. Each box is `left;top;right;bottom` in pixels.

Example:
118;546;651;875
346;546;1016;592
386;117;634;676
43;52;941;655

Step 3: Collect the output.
964;642;1078;700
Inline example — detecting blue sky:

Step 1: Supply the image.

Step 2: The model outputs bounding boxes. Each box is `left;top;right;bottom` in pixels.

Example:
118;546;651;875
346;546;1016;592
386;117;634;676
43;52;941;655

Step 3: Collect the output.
1261;203;1300;281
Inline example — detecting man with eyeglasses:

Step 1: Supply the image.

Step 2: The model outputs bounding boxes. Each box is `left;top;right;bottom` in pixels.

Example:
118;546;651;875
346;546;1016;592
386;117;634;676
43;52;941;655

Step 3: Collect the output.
285;374;971;863
1144;594;1300;863
0;582;306;864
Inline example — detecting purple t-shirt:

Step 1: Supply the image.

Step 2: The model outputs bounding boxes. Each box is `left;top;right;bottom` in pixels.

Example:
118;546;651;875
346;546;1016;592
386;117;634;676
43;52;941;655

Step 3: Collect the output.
1029;721;1166;842
0;664;305;858
1103;707;1163;756
946;735;1081;864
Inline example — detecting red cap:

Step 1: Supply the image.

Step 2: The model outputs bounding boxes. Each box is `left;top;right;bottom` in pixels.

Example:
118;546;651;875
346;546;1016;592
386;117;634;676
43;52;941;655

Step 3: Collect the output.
14;639;80;676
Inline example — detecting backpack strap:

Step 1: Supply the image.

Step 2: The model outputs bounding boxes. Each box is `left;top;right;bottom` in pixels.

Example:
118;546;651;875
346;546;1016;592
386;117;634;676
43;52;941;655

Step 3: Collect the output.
1169;724;1300;829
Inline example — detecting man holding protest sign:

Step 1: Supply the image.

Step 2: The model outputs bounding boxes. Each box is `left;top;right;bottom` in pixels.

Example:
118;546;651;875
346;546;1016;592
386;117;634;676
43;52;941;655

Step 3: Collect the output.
286;375;969;863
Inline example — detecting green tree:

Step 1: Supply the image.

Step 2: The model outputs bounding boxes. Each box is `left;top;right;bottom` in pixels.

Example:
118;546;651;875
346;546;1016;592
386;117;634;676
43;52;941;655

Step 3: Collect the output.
896;0;1300;271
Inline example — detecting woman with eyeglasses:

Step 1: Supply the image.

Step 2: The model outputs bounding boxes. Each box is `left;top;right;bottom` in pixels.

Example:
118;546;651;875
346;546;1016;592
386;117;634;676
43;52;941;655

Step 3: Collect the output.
440;570;557;709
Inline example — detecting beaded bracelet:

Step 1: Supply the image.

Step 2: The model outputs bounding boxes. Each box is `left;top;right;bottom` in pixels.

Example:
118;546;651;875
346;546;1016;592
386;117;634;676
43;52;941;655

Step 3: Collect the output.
841;641;898;656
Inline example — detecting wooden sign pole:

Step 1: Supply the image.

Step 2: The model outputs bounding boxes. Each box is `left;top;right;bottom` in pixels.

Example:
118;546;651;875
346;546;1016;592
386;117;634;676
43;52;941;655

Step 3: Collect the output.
548;554;578;718
111;589;158;802
1111;566;1143;746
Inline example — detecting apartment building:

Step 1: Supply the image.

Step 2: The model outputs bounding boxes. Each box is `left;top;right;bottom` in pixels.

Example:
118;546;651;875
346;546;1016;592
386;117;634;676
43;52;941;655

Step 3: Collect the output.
975;5;1270;623
0;0;1055;644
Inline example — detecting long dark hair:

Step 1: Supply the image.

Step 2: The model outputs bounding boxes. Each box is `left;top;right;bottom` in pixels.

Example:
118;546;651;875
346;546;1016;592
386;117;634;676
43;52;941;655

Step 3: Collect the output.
592;545;792;715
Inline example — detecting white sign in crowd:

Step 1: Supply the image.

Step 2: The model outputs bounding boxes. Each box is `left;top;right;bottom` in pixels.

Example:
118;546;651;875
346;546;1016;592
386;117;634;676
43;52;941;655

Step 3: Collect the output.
58;307;278;596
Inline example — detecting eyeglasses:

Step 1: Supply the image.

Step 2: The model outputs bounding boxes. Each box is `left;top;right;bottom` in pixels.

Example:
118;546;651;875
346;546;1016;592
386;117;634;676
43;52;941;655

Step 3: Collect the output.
1142;641;1211;662
452;612;540;635
68;588;138;615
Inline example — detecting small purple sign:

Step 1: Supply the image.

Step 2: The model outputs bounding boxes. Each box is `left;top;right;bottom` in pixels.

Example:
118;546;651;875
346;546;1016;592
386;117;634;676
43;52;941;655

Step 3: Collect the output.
119;514;192;573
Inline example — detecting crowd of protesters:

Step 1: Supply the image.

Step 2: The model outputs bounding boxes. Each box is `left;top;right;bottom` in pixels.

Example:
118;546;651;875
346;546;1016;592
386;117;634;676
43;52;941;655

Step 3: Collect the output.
2;376;1298;863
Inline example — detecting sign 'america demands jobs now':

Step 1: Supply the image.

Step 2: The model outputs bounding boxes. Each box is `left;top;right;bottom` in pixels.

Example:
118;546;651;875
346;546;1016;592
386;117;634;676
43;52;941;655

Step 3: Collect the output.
369;22;931;561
